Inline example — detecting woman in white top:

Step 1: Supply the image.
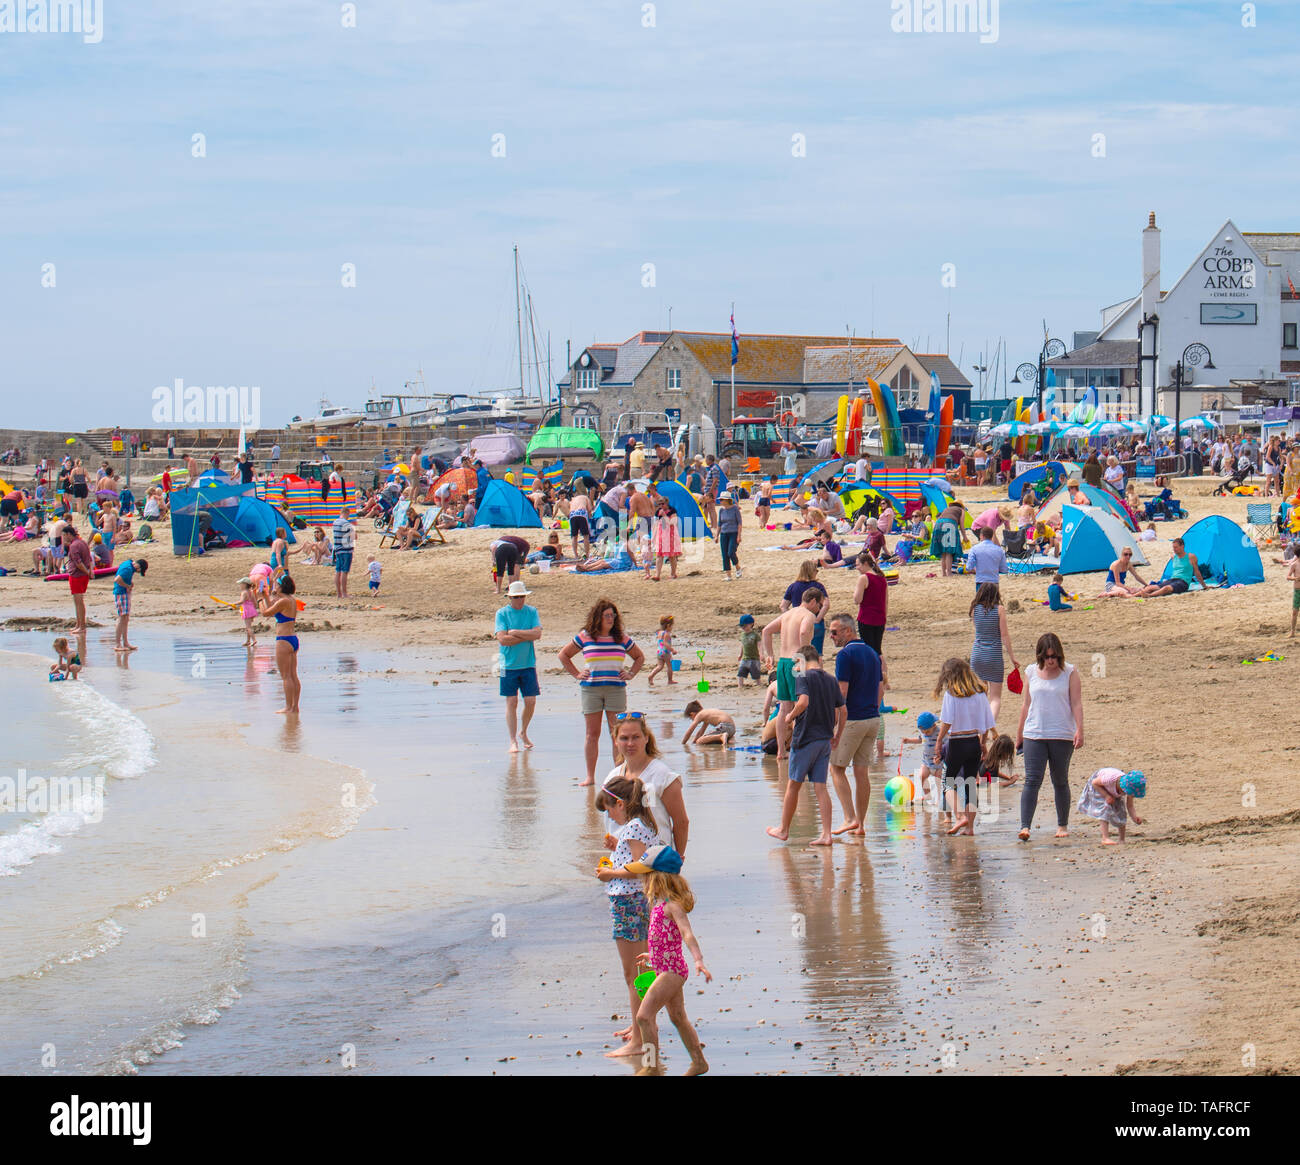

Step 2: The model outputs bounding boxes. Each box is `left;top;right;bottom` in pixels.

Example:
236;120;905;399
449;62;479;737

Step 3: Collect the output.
603;714;688;853
933;658;995;836
1103;455;1125;493
1015;631;1084;840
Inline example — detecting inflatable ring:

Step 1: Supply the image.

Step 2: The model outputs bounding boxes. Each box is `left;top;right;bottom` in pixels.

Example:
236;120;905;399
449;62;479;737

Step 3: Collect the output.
779;411;798;428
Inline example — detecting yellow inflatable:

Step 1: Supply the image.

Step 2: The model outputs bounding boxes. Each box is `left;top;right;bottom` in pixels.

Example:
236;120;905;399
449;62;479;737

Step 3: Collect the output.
835;395;849;456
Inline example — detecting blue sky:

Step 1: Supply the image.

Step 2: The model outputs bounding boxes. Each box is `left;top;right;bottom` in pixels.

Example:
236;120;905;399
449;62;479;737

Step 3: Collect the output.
2;0;1297;428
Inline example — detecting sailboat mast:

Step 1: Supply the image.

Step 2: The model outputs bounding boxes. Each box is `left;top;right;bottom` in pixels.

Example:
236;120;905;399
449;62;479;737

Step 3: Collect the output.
514;245;526;396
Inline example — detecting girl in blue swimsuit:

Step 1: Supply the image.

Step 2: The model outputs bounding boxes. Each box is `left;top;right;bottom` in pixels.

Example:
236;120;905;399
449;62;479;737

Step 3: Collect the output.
257;573;302;713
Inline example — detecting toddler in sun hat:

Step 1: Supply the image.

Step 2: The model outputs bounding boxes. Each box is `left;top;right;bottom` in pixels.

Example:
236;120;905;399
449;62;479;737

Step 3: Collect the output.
1077;768;1147;845
901;711;939;804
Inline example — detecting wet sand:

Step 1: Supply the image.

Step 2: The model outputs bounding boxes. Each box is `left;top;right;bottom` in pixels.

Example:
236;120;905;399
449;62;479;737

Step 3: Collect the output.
2;473;1297;1073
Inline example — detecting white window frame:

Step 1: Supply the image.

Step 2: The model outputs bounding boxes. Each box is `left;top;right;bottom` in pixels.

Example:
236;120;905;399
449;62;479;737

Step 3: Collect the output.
576;368;599;393
666;368;682;392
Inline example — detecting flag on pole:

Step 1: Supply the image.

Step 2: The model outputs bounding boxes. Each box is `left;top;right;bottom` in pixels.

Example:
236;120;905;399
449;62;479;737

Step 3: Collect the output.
731;312;739;367
1289;274;1297;298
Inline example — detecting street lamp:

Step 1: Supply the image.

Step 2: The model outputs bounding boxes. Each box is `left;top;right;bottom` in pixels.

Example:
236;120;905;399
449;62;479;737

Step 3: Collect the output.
1172;342;1214;472
1010;338;1066;414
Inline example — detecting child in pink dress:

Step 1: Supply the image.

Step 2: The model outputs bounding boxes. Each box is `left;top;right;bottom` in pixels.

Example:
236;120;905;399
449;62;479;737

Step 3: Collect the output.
627;846;711;1076
1077;768;1146;844
651;505;682;581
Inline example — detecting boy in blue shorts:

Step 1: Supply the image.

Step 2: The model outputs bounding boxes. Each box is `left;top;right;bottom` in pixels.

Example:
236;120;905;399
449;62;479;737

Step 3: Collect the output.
494;580;542;753
766;645;845;846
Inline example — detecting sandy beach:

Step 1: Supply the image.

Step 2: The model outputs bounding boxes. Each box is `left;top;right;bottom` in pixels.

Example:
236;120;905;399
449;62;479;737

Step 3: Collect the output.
1;475;1297;1074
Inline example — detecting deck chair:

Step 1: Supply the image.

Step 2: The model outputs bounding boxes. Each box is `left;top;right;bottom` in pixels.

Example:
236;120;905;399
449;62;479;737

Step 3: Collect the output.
377;499;411;548
415;506;447;547
1246;502;1278;542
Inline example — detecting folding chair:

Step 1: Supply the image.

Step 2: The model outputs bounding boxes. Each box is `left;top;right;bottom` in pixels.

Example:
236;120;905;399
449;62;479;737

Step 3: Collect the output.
1246;502;1278;542
377;499;410;548
415;506;447;547
1002;529;1032;560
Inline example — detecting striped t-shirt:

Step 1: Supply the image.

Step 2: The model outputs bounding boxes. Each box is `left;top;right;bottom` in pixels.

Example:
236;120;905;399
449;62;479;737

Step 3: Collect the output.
573;632;635;687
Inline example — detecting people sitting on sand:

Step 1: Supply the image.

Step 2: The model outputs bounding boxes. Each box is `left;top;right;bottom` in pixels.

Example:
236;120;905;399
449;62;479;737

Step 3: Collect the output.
1133;536;1205;596
681;702;737;746
1097;546;1150;597
300;525;331;564
813;527;843;567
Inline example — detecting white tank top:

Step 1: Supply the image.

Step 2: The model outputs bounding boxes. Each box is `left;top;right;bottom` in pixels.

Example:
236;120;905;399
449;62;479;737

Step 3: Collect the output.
1023;662;1076;740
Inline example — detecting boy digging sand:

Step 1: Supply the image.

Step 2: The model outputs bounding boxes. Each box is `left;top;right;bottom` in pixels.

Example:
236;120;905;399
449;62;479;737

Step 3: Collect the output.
681;701;736;745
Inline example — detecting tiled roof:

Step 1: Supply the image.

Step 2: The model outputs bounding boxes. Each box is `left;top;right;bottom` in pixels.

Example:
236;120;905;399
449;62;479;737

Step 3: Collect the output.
802;345;903;382
1047;339;1141;369
914;353;973;389
1241;233;1300;254
675;332;900;383
558;334;662;388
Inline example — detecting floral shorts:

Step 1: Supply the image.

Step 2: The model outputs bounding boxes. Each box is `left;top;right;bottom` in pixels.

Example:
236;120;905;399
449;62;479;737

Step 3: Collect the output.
609;892;649;943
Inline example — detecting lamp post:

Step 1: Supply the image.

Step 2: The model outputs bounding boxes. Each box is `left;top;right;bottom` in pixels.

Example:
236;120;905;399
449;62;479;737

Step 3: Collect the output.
1172;342;1214;474
1011;338;1065;414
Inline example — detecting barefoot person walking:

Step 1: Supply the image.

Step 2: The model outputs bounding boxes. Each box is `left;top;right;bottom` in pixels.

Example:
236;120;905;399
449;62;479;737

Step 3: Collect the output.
494;580;541;753
761;588;821;760
111;557;147;653
1016;632;1084;840
766;644;845;846
259;574;302;715
62;525;92;632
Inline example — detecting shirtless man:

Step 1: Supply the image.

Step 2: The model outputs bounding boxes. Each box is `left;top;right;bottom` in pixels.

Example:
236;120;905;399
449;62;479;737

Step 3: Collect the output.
626;487;656;551
760;589;820;759
681;701;736;746
184;450;201;486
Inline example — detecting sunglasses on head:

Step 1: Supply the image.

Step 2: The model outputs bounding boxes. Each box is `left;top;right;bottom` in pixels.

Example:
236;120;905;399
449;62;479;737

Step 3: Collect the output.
615;712;646;721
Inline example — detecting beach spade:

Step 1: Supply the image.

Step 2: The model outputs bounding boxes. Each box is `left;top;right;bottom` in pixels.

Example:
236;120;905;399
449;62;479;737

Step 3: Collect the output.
695;648;709;693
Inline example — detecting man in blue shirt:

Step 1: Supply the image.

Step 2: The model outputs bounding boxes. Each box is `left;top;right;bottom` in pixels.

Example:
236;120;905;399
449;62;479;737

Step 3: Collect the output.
494;581;542;752
965;526;1007;589
113;557;148;653
827;613;883;833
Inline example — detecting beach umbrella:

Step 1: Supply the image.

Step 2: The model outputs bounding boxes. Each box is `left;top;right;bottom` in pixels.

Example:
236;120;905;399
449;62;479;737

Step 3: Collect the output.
1085;420;1133;438
990;421;1032;437
1030;419;1069;435
1158;415;1218;436
1141;414;1171;429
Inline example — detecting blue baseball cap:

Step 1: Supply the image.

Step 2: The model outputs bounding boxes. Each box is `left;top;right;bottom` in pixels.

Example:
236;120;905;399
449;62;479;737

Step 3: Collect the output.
916;711;937;730
625;844;683;876
739;614;755;626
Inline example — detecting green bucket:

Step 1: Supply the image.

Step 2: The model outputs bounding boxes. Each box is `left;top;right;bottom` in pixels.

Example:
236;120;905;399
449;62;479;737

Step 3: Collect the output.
634;970;656;998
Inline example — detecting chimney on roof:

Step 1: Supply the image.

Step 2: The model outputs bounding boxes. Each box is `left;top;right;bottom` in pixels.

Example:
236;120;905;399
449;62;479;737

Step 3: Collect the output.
1141;212;1161;320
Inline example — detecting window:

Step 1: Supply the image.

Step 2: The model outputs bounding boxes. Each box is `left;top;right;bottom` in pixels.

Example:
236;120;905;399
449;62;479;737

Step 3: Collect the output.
666;368;682;391
1285;323;1297;349
576;368;598;392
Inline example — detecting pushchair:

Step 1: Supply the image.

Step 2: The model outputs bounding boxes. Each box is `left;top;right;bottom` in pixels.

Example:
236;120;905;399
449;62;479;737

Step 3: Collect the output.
1213;458;1253;496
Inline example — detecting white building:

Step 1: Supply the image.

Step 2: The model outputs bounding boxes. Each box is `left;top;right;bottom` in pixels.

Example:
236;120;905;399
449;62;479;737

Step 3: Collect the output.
1049;214;1300;418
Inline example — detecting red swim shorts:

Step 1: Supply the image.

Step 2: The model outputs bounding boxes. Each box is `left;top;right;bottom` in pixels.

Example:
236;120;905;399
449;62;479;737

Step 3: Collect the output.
69;575;89;595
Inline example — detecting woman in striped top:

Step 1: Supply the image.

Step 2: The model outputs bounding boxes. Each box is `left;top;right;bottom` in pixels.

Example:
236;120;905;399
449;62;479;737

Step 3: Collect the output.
559;599;645;785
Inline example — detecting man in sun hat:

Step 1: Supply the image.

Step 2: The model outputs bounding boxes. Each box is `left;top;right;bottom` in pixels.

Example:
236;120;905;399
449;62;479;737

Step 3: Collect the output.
494;579;541;753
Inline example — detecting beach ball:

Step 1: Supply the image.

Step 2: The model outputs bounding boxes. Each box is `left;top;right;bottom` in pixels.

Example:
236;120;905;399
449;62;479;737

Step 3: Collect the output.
884;776;913;809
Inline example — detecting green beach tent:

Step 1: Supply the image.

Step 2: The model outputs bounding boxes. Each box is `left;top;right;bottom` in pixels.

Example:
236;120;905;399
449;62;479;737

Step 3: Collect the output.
526;426;604;465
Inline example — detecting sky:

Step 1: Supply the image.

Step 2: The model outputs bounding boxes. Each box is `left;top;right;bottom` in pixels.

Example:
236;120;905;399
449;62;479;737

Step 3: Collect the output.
2;0;1298;428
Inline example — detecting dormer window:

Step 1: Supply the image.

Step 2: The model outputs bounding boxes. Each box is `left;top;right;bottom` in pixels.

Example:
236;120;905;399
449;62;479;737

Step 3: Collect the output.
577;368;599;391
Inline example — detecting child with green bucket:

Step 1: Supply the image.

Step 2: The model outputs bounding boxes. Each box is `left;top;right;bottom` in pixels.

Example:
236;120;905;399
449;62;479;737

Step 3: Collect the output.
594;774;658;1058
626;845;711;1076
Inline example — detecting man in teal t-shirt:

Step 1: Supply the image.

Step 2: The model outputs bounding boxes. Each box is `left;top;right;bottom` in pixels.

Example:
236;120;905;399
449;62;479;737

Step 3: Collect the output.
494;580;542;752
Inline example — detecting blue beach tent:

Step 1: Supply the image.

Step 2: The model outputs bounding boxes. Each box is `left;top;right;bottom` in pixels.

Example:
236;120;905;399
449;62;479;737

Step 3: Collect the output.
1058;505;1147;576
1038;481;1137;532
472;478;543;528
655;479;712;539
1007;461;1080;502
1161;515;1263;586
171;482;296;556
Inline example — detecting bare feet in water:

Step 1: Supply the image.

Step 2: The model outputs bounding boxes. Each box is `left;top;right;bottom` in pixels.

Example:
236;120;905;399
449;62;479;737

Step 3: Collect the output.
765;826;789;841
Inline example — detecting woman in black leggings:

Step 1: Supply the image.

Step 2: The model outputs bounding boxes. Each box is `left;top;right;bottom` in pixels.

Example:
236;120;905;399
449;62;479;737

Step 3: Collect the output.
1015;632;1084;840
